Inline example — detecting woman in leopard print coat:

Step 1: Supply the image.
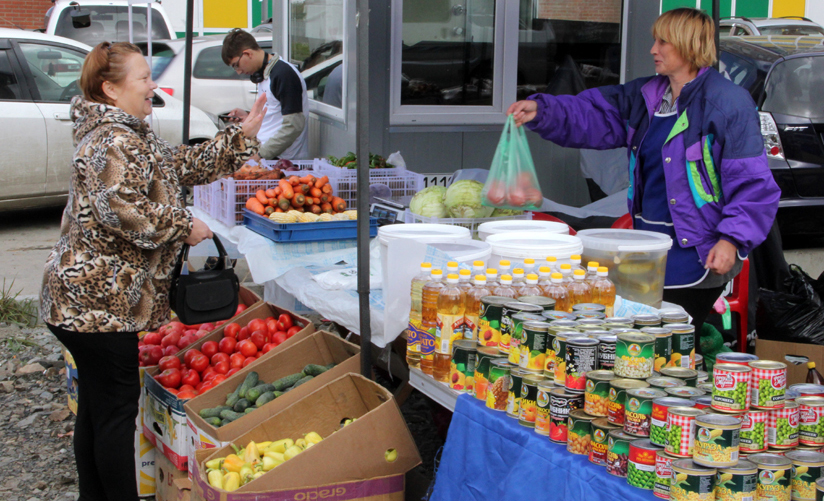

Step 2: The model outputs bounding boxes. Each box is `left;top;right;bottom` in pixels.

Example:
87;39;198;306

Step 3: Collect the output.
40;42;266;500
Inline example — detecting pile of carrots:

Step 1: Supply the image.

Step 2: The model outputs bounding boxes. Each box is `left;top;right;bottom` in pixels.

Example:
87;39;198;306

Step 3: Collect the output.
245;174;347;216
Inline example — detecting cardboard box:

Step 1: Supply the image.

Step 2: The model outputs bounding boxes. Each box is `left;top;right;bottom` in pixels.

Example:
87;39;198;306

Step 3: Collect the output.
144;303;314;470
184;330;361;475
63;348;79;414
156;451;192;501
755;338;824;386
191;373;420;500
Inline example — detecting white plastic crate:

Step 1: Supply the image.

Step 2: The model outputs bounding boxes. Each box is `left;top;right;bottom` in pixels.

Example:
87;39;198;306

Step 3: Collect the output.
403;209;533;240
192;182;215;215
331;170;424;209
316;161;407;178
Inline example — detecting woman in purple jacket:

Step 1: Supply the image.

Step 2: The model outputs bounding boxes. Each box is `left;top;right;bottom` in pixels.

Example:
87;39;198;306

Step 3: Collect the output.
508;8;780;350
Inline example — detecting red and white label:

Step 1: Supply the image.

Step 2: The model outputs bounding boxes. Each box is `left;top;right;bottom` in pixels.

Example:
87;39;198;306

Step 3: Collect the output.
715;372;736;390
801;408;817;425
771;372;786;390
789;412;799;427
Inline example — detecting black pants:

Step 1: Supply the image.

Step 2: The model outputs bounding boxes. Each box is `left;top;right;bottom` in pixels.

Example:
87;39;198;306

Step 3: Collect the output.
48;324;140;501
663;285;727;357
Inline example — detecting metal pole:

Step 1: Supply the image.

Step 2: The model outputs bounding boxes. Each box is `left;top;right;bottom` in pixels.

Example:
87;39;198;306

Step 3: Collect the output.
146;1;152;73
713;0;720;71
127;2;133;42
356;0;372;379
182;0;195;144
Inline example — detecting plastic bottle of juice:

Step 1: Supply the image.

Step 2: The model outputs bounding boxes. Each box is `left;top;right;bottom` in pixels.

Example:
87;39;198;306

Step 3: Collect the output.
457;269;473;337
585;261;600;283
537;266;552;291
485;268;499;287
523;258;536;277
570;254;586;273
434;274;465;383
472;260;486;278
559;263;574;283
567;269;593;307
512;268;526;287
545;272;572;312
420;269;444;375
465;275;491;342
446;261;459;277
407;262;432;368
546;256;558;272
518;273;543;297
591;266;616;317
492;274;518;299
498;260;512;279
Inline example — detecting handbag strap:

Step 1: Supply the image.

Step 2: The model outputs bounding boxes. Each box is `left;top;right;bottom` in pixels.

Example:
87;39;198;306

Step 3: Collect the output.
172;234;232;278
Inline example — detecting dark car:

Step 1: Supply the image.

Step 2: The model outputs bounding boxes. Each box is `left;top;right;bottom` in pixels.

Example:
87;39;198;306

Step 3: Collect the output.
720;36;824;236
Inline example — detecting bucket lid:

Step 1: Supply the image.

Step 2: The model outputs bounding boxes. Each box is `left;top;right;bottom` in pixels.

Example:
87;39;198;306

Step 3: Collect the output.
429;240;492;263
378;223;470;245
478;220;568;238
576;228;673;252
484;232;583;259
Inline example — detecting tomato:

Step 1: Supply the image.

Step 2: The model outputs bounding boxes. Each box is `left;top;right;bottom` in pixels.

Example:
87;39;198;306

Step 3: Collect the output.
277;313;293;331
264;316;275;324
262;343;276;354
184;349;202;367
215;320;226;327
160;322;185;337
211;374;227;386
213;360;230;375
266;319;278;335
238;340;258;358
156;368;182;389
166;388;179;396
142;331;162;346
250;330;267;350
247;318;266;334
235;304;248;316
188;353;210;373
237;327;251;342
160;332;180;348
229;353;246;369
163;345;180;356
139;345;164;366
210;352;229;366
201;366;216;381
195;381;204;392
273;332;287;345
196;330;210;339
218;337;237;355
200;341;219;359
223;322;241;339
226;368;240;378
178;333;197;349
242;356;257;368
181;368;201;387
286;326;300;338
158;356;181;371
199;322;215;332
179;384;196;393
177;390;197;400
199;381;216;393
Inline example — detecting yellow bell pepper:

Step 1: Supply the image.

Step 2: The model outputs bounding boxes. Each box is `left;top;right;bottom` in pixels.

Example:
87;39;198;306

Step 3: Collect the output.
261;455;281;471
266;438;294;454
264;451;285;462
205;458;223;470
252;471;265;480
239;464;255;485
304;432;323;445
243;441;261;466
222;454;247;474
207;469;224;489
256;441;272;451
284;445;303;461
223;472;241;492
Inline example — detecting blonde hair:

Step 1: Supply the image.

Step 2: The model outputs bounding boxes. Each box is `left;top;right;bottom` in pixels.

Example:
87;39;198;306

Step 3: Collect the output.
652;8;717;71
80;41;142;105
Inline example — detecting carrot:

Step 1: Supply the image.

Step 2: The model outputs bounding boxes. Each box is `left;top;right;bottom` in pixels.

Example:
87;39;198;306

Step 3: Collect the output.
315;175;329;188
320;193;330;203
278;179;294;199
246;198;265;215
269;198;278;207
331;197;347;212
273;186;282;197
296;206;305;212
320;202;332;214
265;188;276;198
289;175;300;186
255;190;269;205
264;206;275;215
309;187;322;198
274;207;284;213
321;184;333;194
310;204;322;214
313;197;321;205
278;195;291;211
299;175;314;185
292;193;306;207
299;184;310;195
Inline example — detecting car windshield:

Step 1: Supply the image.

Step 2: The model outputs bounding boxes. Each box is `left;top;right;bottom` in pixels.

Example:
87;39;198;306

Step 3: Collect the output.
54;6;170;45
758;25;824;36
762;55;824;119
141;45;175;80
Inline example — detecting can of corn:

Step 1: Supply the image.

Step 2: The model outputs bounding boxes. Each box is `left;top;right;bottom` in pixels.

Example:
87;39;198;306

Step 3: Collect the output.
670;459;717;501
715;460;757;501
749;453;792;501
785;449;824;501
693;413;742;468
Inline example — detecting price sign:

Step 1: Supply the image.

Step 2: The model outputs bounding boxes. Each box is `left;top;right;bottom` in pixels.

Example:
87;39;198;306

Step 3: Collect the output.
421;174;454;188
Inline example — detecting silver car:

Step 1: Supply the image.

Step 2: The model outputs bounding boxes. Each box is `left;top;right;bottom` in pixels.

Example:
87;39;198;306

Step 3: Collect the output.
719;17;824;37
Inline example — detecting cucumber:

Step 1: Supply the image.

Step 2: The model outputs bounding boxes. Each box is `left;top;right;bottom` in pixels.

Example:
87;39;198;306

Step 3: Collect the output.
244;407;255;414
237;372;259;399
233;398;251;413
272;372;305;392
219;409;245;422
199;405;230;419
284;375;314;392
255;391;276;407
246;383;276;403
273;391;284;398
205;416;222;427
225;386;242;408
303;364;332;377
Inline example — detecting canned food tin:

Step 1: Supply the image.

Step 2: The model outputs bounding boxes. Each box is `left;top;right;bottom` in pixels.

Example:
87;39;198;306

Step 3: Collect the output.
485;360;513;411
661;310;690;325
670;459;717;501
666;323;696;370
549;387;584;443
597;334;617;371
716;460;758;501
740;410;769;453
565;336;600;393
577;311;607;320
693;396;713;410
609;378;651;425
607;429;633;477
552;332;570;386
716;352;759;366
697;371;709;384
693;414;742;468
519;321;550;372
666;407;706;458
518;373;545;428
542;328;558;379
797;397;824;447
590;418;620;466
568;409;596;455
667;386;707;400
625;388;668;437
768;401;800;449
651;398;696;447
785;450;824;501
585;370;616;417
534;380;555;436
615;333;656;379
628;438;663;490
712;363;752;413
508;312;545;365
634;314;663;329
605;316;634;325
574;303;606;312
542;310;577;321
655;450;676;499
578;325;605;334
500;302;543;358
602;323;632;332
789;384;824;400
578;318;606;328
548;319;581;332
648;376;687;390
695;355;705;372
661;368;699;387
816;477;824;501
506;368;528;418
642;327;673;373
516;295;556;312
748;453;792;501
449;340;477;393
478;296;509;348
473;346;504;401
751;361;788;410
698;382;714;393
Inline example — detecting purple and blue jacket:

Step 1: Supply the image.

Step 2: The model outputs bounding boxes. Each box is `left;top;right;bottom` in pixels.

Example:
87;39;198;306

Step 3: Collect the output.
526;67;781;263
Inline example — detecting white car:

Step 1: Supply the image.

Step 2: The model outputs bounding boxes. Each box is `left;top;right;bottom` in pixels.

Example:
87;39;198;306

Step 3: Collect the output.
0;29;219;211
719;17;824;36
46;0;176;46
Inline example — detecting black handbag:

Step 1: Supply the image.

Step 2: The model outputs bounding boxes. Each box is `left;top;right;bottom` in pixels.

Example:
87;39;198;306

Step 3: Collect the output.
169;235;239;325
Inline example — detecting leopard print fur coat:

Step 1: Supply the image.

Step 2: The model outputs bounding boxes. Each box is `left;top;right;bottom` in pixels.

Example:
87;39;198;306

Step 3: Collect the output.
40;97;259;332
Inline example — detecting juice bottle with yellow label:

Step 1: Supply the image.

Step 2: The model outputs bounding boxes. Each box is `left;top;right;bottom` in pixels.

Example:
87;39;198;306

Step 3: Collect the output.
591;267;616;317
518;274;543;297
559;263;574;283
523;258;536;278
544;272;571;312
546;256;558;273
420;269;444;375
512;268;526;287
407;262;432;369
585;261;600;283
492;274;518;300
434;274;465;382
465;275;491;341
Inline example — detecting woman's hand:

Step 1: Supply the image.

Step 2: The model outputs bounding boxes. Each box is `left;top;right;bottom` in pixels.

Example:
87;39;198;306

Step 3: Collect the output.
184;218;213;246
241;95;268;139
507;100;538;127
705;239;737;275
226;108;248;122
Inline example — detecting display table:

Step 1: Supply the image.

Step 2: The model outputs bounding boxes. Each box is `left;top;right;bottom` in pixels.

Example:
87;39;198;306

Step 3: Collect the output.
430;395;656;501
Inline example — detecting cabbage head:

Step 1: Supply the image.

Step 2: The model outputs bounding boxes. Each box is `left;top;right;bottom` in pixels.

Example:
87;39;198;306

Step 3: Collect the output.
409;185;448;218
444;180;493;219
491;208;524;217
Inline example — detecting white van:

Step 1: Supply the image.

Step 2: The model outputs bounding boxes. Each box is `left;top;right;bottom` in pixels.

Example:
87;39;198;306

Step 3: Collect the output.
46;0;176;46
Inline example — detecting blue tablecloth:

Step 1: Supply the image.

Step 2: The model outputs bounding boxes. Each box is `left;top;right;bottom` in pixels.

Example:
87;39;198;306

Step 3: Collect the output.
430;395;657;501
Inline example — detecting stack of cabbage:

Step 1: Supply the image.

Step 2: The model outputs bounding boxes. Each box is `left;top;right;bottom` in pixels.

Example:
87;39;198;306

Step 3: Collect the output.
409;180;523;219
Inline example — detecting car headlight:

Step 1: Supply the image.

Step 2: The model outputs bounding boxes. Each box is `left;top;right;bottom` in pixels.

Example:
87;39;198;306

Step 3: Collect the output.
204;111;224;131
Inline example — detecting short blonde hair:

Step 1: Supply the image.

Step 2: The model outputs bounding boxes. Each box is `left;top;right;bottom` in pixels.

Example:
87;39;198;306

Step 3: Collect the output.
652;8;717;71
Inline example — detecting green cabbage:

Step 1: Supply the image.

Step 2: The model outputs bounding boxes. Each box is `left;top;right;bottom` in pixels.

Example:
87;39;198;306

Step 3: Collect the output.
444;180;493;219
491;208;524;217
409;185;448;218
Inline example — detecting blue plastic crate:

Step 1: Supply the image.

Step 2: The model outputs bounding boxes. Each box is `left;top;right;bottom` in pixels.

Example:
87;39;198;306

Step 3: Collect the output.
242;209;378;242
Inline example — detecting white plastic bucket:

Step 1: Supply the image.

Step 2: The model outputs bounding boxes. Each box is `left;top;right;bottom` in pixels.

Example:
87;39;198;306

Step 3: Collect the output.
477;220;569;241
430;240;492;268
485;231;583;271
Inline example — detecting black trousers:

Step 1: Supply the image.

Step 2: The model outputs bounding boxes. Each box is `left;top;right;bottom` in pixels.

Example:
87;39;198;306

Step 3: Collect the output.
663;285;727;357
48;324;140;501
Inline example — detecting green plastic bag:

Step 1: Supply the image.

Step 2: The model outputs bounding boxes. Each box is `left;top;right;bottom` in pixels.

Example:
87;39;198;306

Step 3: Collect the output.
481;115;544;211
